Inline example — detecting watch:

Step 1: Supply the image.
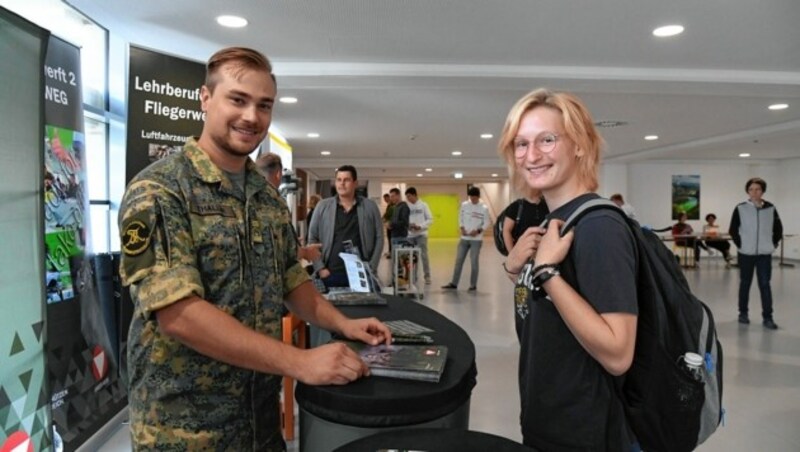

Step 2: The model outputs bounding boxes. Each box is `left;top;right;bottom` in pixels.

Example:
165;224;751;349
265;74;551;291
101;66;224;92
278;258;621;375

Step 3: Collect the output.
533;268;560;289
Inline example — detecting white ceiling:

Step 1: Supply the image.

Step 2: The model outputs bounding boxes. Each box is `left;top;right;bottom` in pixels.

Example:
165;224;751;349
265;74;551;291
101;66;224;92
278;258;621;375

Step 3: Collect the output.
68;0;800;182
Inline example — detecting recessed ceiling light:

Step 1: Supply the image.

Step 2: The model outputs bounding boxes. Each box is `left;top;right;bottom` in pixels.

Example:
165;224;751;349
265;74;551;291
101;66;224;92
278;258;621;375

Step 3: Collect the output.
452;150;462;156
480;133;493;139
491;173;498;177
425;168;433;172
307;132;320;138
768;103;789;111
279;97;298;104
644;135;659;141
320;150;331;156
653;25;684;37
453;172;463;179
739;153;751;158
216;15;248;28
416;173;423;178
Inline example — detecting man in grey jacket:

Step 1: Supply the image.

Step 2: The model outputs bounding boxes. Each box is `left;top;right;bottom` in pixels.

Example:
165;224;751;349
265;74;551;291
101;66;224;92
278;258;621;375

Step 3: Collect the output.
729;177;783;329
308;165;383;288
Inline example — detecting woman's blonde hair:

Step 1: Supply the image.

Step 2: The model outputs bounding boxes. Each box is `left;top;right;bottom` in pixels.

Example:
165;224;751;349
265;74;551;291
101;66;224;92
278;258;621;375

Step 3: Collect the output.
497;88;603;193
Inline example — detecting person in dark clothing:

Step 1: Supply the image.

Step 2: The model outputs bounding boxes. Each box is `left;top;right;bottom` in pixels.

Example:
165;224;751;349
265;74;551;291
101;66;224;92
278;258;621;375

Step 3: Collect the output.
388;187;410;247
701;213;733;266
500;194;549;255
498;88;638;451
729;177;783;329
672;212;704;263
305;194;321;244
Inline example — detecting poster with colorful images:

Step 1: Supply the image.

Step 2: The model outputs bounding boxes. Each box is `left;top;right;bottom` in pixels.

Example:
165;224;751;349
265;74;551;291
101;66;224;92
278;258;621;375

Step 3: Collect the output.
672;175;701;220
126;46;205;183
43;36;127;450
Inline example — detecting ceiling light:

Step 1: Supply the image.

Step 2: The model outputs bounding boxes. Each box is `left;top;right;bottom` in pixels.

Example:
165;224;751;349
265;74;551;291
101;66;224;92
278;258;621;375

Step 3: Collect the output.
453;172;463;179
279;97;298;104
644;135;659;141
491;173;498;177
320;150;331;156
653;25;684;37
425;168;433;172
452;150;462;156
216;15;248;28
416;174;423;178
480;133;493;139
739;153;751;158
307;132;320;138
768;103;789;111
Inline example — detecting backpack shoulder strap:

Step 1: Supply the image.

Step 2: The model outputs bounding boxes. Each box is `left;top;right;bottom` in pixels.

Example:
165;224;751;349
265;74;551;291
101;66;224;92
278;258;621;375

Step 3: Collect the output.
559;198;627;237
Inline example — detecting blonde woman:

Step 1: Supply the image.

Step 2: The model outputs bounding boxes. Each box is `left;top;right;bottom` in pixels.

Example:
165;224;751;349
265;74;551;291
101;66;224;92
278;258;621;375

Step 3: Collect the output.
498;89;638;451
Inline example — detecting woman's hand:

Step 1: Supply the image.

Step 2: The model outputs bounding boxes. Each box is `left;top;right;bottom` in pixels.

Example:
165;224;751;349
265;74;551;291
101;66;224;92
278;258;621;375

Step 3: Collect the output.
506;226;546;274
534;219;573;266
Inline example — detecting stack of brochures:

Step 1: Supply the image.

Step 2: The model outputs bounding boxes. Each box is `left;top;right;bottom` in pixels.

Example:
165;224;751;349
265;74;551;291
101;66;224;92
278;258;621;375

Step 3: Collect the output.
342;341;448;383
325;290;388;306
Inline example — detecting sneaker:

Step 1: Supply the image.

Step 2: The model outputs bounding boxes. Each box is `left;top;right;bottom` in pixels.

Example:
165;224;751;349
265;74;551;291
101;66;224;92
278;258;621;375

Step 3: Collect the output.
738;314;750;324
441;283;457;289
763;319;778;330
468;286;477;292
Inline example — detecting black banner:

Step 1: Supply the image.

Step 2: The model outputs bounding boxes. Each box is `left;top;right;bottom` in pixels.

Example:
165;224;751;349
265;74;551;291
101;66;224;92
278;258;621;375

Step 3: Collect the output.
125;46;205;183
44;36;127;451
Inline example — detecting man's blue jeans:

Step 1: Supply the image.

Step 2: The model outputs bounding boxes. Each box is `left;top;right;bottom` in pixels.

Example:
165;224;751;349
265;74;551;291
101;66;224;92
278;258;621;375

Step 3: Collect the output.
449;239;482;288
737;253;774;320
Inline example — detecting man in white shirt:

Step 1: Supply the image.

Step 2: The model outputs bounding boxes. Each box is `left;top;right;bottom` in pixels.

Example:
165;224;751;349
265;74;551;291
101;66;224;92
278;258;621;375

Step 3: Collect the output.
610;193;636;219
405;187;434;284
442;186;492;291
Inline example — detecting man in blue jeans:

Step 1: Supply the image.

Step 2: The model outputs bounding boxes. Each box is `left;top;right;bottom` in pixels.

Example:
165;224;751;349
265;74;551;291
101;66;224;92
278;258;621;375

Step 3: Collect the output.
442;186;492;291
729;177;783;330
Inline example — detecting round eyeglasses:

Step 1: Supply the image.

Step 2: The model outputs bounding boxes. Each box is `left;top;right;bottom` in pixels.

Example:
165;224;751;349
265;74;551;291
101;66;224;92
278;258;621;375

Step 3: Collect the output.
513;133;560;157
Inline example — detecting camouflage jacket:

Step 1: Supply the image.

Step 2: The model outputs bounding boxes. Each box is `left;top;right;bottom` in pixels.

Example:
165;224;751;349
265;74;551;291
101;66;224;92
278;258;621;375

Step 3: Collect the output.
119;138;308;451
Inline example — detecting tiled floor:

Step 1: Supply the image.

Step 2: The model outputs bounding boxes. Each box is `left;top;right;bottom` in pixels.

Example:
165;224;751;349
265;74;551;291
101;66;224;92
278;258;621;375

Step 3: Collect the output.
93;238;800;451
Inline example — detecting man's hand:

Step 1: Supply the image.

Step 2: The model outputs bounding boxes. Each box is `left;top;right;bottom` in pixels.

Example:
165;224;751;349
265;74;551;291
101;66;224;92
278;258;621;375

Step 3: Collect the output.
299;243;322;262
319;268;331;279
340;317;392;346
295;342;370;385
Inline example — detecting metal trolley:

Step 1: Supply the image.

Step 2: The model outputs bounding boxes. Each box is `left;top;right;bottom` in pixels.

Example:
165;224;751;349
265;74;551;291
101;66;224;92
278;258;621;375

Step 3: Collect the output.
392;244;423;300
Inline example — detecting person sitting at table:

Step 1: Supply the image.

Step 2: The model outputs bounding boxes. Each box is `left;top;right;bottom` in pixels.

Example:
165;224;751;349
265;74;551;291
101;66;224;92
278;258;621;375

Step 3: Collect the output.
672;212;705;263
702;213;733;266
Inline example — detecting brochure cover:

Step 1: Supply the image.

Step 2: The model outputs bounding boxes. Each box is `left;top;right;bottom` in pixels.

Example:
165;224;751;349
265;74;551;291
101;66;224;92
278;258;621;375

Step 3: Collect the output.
344;342;448;383
325;291;388;306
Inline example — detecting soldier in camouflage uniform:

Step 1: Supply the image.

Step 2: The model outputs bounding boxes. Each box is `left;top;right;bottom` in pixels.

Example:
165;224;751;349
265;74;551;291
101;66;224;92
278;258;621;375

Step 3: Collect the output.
119;47;392;451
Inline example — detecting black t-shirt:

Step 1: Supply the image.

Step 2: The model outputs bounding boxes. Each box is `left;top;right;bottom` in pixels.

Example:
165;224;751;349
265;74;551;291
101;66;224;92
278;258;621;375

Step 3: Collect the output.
327;201;363;273
502;199;550;242
514;194;638;451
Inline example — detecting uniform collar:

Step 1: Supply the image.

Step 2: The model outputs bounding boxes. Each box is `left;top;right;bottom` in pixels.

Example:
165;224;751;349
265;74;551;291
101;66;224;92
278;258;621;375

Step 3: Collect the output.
184;137;270;197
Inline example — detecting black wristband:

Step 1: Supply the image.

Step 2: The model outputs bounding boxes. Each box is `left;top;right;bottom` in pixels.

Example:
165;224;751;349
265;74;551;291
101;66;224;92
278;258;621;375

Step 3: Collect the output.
533;268;560;289
502;262;519;275
532;263;559;276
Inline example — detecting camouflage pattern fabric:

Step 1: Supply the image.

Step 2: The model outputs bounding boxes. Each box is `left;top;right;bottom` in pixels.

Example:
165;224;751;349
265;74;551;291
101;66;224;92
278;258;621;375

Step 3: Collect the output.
119;138;309;451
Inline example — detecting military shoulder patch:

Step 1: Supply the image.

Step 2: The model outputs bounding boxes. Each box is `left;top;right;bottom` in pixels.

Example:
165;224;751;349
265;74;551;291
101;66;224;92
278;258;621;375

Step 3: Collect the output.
122;213;154;256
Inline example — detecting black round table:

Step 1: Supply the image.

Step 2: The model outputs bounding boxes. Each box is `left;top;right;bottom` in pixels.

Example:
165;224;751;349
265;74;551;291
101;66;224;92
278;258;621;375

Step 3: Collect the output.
296;296;477;452
333;428;534;452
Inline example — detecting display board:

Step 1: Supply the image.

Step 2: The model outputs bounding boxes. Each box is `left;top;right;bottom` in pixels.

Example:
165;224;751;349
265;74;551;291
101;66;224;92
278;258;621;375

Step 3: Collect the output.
43;36;127;451
0;8;51;452
125;45;205;183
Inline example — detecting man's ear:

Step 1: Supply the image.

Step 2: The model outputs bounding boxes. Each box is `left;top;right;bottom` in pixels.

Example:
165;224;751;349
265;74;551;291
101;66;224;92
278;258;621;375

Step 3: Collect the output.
200;85;211;112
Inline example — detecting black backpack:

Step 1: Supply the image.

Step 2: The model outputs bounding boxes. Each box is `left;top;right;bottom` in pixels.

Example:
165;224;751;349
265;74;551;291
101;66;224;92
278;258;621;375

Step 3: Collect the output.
560;198;724;452
494;199;524;256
